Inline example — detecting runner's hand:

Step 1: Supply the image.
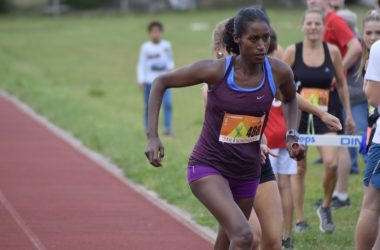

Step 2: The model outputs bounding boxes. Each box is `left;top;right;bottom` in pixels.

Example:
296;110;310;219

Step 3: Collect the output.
145;137;164;167
260;144;278;164
286;139;305;161
320;112;342;132
345;114;356;135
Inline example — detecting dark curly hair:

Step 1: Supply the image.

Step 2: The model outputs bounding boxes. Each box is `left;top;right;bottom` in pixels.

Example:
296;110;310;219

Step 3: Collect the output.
267;26;278;55
222;7;270;55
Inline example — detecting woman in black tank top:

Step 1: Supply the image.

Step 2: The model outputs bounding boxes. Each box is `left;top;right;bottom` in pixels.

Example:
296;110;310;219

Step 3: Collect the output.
295;41;335;135
283;9;355;234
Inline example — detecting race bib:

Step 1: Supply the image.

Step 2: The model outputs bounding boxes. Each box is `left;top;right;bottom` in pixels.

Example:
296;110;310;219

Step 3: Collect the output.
301;88;329;111
219;113;265;144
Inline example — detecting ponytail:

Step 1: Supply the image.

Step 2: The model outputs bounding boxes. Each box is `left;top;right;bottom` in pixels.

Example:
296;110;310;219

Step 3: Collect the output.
223;17;240;55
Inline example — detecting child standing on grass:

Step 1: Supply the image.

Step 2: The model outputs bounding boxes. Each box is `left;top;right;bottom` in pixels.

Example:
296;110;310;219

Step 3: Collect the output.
137;21;174;136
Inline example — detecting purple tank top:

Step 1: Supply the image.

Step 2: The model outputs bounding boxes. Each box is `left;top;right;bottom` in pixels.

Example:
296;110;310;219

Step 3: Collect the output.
189;56;276;181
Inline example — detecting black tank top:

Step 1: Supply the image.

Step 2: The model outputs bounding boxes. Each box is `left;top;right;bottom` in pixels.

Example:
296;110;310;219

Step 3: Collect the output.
293;42;334;91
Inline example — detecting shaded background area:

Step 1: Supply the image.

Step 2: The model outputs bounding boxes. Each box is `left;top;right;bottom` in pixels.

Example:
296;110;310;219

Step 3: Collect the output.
0;0;376;14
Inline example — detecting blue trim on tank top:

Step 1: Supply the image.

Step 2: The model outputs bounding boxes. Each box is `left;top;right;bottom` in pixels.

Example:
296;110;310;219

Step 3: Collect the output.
264;57;277;97
224;56;232;75
224;56;276;95
227;65;266;92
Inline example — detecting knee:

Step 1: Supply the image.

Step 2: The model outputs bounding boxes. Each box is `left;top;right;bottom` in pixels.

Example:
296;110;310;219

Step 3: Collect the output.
324;159;338;172
252;228;262;250
231;224;253;248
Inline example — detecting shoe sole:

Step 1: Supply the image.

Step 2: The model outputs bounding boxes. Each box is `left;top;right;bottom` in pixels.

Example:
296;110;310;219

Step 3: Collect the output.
332;204;352;209
316;208;335;234
294;226;308;233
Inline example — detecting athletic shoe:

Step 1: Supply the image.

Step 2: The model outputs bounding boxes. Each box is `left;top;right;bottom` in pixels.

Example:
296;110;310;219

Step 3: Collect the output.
294;221;309;233
282;237;293;249
317;206;335;233
331;197;351;209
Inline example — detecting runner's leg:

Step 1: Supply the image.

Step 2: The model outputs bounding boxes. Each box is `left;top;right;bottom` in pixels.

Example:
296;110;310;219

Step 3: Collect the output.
215;198;255;250
334;147;350;199
355;184;380;250
253;181;282;250
292;157;307;223
190;175;254;250
318;146;339;207
248;209;262;249
278;174;293;240
373;221;380;250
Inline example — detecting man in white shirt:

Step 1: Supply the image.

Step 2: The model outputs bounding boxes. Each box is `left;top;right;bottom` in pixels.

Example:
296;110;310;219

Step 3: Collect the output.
355;38;380;250
137;21;174;136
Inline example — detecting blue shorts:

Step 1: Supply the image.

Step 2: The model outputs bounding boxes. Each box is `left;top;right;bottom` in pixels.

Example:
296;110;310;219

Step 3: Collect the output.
363;143;380;189
187;165;260;199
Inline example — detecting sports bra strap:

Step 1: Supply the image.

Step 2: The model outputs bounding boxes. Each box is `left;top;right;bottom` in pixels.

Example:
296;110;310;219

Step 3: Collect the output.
322;42;334;68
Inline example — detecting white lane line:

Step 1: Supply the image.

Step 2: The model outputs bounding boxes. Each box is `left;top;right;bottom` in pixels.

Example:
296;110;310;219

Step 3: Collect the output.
0;190;47;250
0;91;216;243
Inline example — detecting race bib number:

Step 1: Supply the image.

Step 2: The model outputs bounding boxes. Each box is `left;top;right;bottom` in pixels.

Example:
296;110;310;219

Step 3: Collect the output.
219;113;265;144
301;88;329;111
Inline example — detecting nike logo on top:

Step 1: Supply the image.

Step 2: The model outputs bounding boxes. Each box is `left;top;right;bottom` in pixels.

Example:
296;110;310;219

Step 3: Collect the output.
257;95;265;100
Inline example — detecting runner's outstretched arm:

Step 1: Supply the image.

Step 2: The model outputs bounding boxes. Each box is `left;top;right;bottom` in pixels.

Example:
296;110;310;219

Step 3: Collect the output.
145;59;223;166
296;94;342;131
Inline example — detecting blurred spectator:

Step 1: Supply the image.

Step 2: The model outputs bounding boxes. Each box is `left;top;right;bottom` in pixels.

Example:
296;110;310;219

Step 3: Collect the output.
137;21;174;136
337;9;369;174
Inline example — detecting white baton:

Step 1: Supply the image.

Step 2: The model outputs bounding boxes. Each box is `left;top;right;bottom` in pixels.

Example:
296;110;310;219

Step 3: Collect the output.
299;134;363;147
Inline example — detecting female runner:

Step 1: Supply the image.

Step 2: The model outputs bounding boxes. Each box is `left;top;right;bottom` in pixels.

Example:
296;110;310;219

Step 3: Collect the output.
145;7;305;249
283;8;355;234
206;17;341;250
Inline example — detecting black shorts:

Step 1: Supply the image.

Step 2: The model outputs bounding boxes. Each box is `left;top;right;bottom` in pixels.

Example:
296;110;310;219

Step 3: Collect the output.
299;88;344;135
260;157;276;184
328;88;344;135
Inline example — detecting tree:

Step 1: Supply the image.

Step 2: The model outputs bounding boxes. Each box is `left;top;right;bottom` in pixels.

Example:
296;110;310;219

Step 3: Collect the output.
0;0;9;13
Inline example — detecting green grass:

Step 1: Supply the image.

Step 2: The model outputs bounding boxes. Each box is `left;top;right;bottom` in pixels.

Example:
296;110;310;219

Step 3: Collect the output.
0;7;369;249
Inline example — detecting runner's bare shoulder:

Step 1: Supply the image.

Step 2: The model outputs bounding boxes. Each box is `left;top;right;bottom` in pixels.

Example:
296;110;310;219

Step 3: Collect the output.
193;58;227;87
267;57;294;82
326;43;341;61
282;44;296;67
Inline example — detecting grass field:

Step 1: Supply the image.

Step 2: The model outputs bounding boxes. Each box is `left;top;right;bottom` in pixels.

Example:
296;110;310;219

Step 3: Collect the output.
0;7;371;249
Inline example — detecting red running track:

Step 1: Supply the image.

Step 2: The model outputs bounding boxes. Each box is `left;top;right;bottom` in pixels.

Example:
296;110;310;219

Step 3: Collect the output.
0;95;212;250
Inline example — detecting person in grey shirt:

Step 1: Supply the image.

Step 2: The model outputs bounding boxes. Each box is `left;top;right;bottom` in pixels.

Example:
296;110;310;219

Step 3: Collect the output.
337;9;368;175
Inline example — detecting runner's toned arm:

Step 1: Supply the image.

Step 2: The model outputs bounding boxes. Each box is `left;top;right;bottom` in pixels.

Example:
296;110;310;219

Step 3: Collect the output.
342;38;362;71
282;44;296;68
330;46;356;135
145;59;223;166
